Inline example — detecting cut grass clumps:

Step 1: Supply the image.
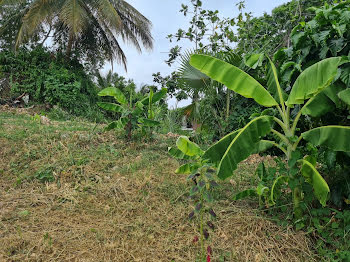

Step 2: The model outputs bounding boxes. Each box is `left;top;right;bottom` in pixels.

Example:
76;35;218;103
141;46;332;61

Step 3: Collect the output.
0;106;316;261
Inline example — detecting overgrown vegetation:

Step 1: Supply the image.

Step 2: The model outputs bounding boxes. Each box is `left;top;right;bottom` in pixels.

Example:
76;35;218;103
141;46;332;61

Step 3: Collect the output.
1;0;350;261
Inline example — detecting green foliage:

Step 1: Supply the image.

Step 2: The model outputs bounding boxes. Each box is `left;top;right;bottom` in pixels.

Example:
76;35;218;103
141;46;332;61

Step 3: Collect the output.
34;168;55;183
169;136;217;261
190;54;278;107
98;87;167;140
275;1;350;123
190;53;350;215
204;116;273;179
234;0;335;56
0;47;104;120
309;208;350;261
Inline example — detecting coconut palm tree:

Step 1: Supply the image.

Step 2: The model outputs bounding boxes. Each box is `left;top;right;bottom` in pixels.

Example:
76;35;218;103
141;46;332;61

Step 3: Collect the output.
0;0;153;69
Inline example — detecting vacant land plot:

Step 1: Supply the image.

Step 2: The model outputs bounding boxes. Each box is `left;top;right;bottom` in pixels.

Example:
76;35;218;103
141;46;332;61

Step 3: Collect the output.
0;109;315;261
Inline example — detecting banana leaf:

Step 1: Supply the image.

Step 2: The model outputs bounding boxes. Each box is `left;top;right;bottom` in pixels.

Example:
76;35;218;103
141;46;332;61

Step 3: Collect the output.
302;126;350;152
215;116;273;179
300;160;330;207
286;57;341;106
176;136;204;157
98;87;128;105
190;54;278;107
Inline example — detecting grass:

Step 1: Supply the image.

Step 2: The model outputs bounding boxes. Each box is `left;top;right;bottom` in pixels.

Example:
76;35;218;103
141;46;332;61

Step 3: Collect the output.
0;106;316;261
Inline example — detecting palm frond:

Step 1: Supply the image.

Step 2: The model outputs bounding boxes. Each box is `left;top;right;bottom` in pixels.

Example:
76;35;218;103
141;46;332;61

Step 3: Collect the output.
59;0;88;37
15;0;58;49
115;0;153;50
84;5;127;69
93;0;122;30
177;49;210;93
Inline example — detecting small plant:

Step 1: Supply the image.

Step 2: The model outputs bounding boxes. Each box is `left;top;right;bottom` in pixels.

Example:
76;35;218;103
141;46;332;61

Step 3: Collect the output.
97;87;167;140
34;168;55;183
30;114;41;123
233;161;289;208
169;136;218;261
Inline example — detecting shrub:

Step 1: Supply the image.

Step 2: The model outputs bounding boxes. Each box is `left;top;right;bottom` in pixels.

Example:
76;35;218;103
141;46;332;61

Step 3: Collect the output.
0;47;104;120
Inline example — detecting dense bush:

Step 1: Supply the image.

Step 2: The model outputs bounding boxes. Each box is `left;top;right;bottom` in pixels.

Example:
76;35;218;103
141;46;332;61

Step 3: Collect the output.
0;47;104;121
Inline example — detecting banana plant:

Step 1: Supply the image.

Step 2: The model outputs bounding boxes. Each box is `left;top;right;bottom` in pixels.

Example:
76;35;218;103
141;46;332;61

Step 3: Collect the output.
97;87;167;140
190;53;350;216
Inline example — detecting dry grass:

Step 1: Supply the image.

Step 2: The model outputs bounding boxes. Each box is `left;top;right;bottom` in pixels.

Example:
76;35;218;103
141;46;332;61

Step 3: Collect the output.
0;107;316;261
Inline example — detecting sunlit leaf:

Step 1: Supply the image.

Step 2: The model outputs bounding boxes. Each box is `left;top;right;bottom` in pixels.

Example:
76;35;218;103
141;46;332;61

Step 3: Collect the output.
287;57;342;106
190;54;278;107
176;136;204;157
98;87;128;105
175;163;200;174
243;53;264;69
168;147;194;160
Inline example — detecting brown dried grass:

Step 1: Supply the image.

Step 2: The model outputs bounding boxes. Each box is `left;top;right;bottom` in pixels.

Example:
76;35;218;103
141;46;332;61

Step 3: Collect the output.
0;108;316;261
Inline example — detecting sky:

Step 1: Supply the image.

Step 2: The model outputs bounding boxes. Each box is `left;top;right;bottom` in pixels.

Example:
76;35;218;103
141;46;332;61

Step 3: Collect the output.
102;0;289;108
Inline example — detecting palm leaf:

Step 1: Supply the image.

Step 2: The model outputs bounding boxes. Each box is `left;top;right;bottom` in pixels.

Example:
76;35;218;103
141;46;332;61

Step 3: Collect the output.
178;50;210;93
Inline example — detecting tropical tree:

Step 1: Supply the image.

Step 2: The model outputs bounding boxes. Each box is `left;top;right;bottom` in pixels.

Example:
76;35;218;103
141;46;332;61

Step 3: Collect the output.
190;53;350;217
0;0;153;69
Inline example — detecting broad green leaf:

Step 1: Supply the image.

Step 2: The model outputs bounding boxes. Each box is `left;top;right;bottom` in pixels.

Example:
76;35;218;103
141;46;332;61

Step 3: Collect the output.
233;189;257;200
270;176;289;205
302;126;350;152
243;53;264;69
133;101;144;116
97;102;123;113
140;118;160;127
190;54;278;107
217;116;273;179
168;147;194;160
203;130;240;164
301;84;345;117
98;87;128;105
175;163;200;174
176;136;204;157
300;160;330;207
141;88;167;105
338;88;350;105
286;57;342;106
